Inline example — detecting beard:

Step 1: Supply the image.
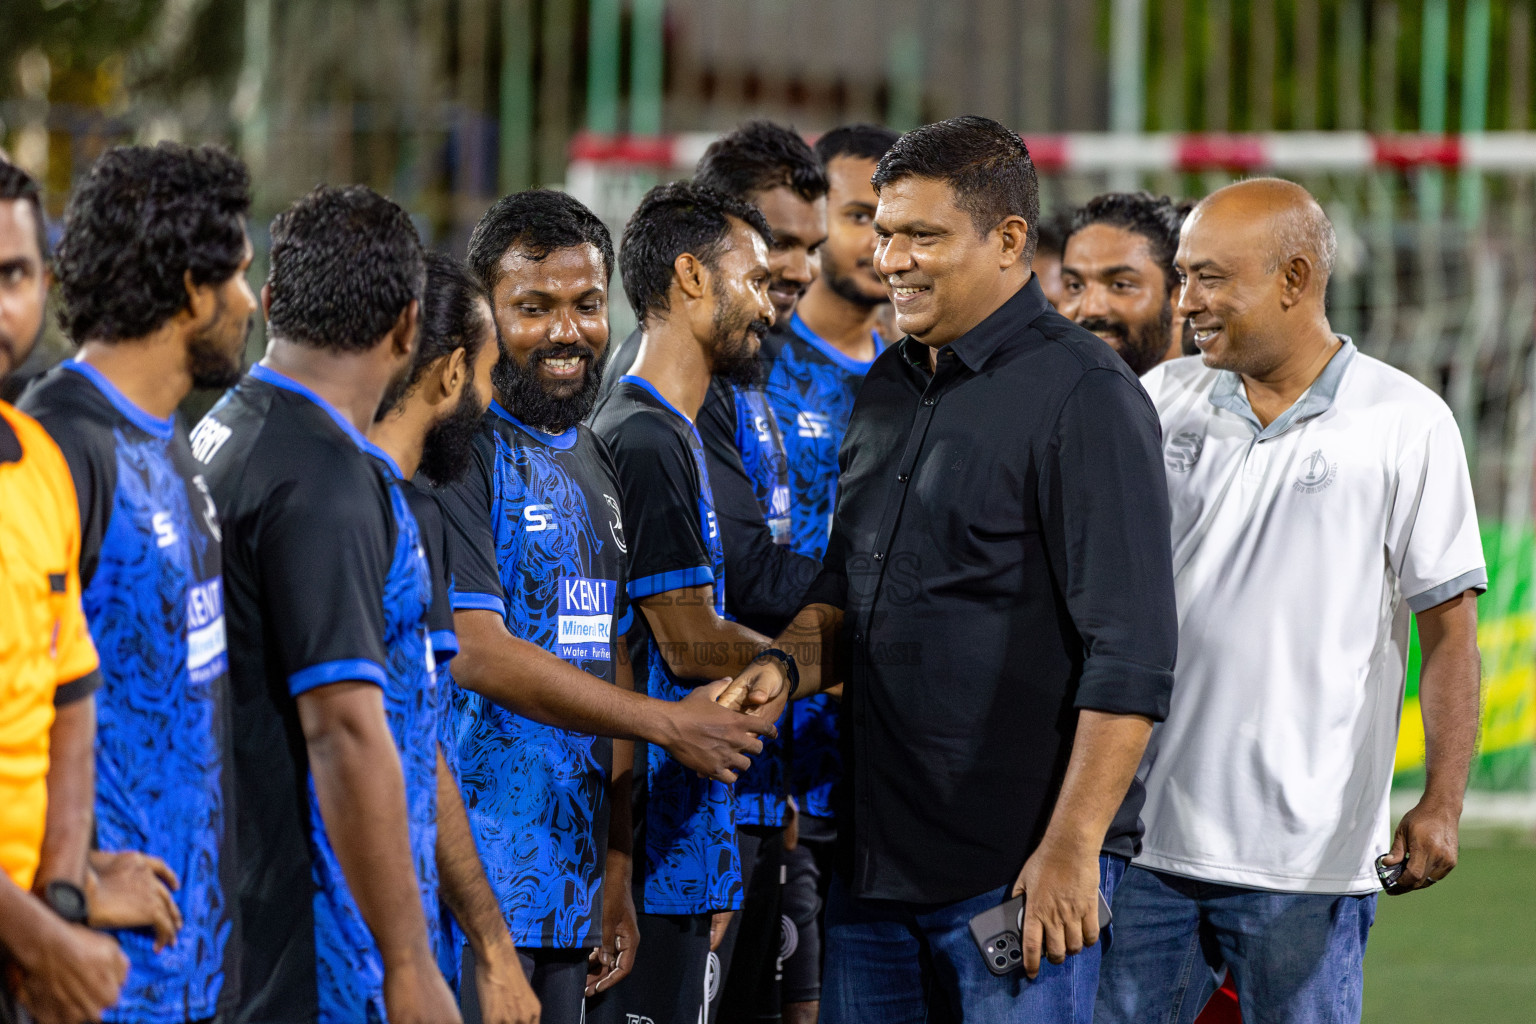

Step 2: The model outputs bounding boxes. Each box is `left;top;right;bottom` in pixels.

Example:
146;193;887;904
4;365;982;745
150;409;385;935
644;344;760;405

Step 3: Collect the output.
188;300;251;390
373;357;418;423
822;249;887;310
417;380;485;485
709;288;771;388
1078;302;1174;377
491;342;604;433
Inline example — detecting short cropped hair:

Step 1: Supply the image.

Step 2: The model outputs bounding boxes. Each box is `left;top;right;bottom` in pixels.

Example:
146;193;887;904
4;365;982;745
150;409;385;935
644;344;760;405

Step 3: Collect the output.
54;143;250;343
618;181;773;323
0;160;48;262
694;121;828;203
813;123;900;167
1069;192;1184;292
872;115;1042;261
266;185;424;353
466;189;614;292
407;250;492;392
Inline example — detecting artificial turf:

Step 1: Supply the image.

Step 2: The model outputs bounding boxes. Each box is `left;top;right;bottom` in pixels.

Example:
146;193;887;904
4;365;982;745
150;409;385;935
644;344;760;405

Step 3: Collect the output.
1363;838;1536;1023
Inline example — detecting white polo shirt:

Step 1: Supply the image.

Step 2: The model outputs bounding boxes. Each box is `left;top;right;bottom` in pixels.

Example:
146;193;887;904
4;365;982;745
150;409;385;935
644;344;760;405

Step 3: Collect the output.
1136;338;1486;894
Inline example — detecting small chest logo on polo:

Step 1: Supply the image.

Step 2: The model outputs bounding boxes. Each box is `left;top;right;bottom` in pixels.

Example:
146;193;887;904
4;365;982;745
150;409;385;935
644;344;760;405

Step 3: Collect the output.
1293;449;1337;493
557;576;614;662
186;578;228;684
152;511;179;548
797;411;830;439
1165;431;1204;473
604;493;628;554
523;504;556;531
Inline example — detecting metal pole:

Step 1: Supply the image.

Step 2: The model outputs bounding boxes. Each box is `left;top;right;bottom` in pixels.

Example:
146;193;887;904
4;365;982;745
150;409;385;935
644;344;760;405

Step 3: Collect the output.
586;0;621;135
1458;0;1492;224
629;0;665;137
499;0;533;192
1108;0;1144;190
1419;0;1449;222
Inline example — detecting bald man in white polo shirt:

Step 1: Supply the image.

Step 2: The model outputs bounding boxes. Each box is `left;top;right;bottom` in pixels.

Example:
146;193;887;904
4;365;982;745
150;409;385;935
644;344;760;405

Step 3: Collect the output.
1095;178;1485;1024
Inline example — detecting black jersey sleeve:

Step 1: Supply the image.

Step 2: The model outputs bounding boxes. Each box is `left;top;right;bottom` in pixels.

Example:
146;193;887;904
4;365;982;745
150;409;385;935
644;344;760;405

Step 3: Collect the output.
431;431;507;617
591;435;635;638
605;410;713;601
258;469;394;695
696;383;819;631
20;389;118;589
407;484;458;663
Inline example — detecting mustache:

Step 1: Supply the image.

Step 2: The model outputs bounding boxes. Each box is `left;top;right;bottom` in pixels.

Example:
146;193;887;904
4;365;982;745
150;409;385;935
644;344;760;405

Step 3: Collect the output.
746;318;771;340
1077;316;1127;339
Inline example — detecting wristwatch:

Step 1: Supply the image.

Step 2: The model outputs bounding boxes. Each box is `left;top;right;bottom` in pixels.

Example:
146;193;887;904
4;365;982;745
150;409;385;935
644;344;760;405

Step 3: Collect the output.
753;648;800;699
44;880;89;925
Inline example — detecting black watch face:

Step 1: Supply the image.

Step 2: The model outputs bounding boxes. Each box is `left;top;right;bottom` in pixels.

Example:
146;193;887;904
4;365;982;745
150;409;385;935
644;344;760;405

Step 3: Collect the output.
45;880;88;924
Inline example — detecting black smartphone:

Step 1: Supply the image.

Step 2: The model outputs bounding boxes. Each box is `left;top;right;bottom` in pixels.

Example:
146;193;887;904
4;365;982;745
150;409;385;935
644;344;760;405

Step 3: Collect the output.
1375;853;1412;895
968;890;1114;977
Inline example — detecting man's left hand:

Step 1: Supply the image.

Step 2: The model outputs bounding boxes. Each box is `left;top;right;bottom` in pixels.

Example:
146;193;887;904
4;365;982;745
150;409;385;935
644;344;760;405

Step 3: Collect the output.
1382;797;1460;892
1011;840;1101;980
88;850;182;951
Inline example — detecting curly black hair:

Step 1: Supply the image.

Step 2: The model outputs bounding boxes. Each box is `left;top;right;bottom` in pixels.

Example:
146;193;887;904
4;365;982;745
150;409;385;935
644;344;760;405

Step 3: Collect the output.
813;123;900;167
872;115;1041;261
694;121;828;203
0;160;48;261
54;143;250;343
1068;192;1184;293
619;181;773;323
266;184;424;353
466;189;614;292
409;250;492;391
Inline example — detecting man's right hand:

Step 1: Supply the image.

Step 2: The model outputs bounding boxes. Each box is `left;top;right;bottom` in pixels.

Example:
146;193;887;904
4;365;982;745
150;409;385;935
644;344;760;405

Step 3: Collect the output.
382;953;462;1024
11;912;128;1024
663;680;774;784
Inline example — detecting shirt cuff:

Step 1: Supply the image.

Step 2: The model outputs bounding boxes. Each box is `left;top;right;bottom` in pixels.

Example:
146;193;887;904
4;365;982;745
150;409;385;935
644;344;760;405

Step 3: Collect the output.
429;630;459;662
289;658;388;697
1073;655;1174;721
53;668;102;707
452;591;507;617
614;606;635;637
628;566;713;601
1406;567;1489;613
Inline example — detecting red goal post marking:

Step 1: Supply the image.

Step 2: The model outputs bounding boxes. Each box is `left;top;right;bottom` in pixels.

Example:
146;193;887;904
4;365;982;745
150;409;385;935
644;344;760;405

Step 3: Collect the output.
569;130;1536;174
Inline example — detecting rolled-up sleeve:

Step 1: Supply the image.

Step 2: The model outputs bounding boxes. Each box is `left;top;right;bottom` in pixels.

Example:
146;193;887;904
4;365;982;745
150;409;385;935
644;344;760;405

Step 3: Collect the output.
1041;367;1178;720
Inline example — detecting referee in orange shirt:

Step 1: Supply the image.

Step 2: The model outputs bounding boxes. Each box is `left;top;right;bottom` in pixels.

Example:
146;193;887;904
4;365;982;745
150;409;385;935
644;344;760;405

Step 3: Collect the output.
0;160;126;1024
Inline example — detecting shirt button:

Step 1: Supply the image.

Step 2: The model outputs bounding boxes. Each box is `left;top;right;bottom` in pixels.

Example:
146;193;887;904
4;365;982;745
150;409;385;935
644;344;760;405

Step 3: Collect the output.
923;397;936;406
853;633;865;644
897;473;909;483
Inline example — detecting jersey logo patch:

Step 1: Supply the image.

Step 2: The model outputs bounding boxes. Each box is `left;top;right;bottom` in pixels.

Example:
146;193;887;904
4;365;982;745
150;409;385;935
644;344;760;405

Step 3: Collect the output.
604;493;628;554
152;511;179;549
1293;449;1337;493
796;411;830;439
189;416;232;464
524;503;556;531
192;474;221;543
186;577;228;684
1165;431;1204;473
557;576;615;662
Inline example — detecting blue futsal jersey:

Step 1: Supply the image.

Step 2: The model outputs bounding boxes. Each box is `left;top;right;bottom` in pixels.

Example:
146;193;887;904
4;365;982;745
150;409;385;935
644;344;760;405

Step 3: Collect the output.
22;362;236;1024
195;365;437;1024
591;377;743;916
434;403;631;948
760;314;883;819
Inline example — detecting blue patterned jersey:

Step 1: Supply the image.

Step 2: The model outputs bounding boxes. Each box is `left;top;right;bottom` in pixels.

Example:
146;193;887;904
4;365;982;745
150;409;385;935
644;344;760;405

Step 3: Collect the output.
196;365;436;1024
434;403;630;947
591;377;743;915
761;315;883;818
23;362;235;1024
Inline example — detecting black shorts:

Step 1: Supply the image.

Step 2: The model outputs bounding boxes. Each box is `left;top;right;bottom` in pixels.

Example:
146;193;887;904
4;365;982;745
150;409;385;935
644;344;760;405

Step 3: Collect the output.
459;944;589;1024
712;825;784;1023
780;818;837;1005
586;910;711;1024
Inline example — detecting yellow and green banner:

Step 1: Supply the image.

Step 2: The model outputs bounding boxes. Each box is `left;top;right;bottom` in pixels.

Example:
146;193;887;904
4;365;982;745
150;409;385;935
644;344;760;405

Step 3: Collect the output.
1395;525;1535;790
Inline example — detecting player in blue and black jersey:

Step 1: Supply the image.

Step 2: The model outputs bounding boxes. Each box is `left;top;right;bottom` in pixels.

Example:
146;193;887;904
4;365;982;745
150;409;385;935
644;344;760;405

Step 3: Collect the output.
193;186;461;1024
768;123;898;1024
21;143;255;1024
370;251;543;1024
690;121;833;1022
588;182;807;1024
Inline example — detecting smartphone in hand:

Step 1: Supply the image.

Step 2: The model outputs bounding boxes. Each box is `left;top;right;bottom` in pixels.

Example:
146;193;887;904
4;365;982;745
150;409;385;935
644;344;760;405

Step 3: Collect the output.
968;889;1113;976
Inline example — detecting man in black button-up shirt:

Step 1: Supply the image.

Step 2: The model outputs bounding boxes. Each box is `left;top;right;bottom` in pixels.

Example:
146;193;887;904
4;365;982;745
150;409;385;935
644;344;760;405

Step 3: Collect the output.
727;116;1177;1024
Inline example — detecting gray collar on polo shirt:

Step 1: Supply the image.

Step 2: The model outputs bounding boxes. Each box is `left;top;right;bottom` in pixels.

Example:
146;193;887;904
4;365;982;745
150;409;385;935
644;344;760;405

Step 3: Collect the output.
1208;335;1357;440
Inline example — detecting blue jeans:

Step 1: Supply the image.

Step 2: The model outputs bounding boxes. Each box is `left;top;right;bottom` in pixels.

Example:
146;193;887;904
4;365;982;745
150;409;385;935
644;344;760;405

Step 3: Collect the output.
822;855;1125;1024
1094;866;1377;1024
